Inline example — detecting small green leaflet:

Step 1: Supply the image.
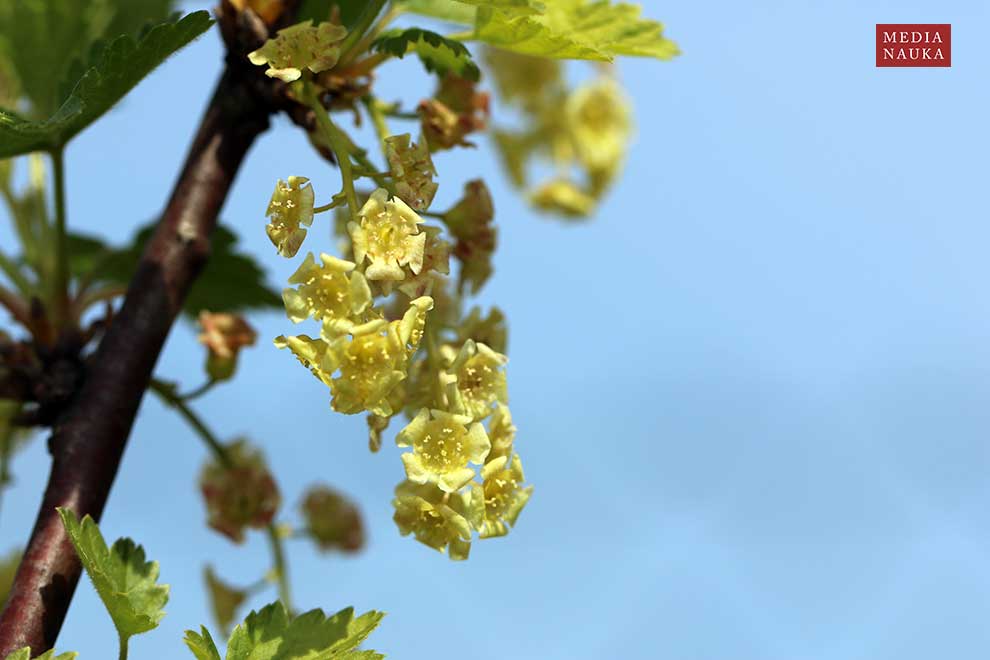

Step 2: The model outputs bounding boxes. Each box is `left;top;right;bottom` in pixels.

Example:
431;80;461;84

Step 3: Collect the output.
2;649;77;660
396;0;476;25
57;508;170;643
0;11;212;157
184;601;386;660
66;223;282;318
473;0;679;61
373;28;480;81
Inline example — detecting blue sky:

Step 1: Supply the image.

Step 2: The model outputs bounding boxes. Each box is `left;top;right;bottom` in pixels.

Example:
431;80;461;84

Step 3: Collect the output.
3;1;990;658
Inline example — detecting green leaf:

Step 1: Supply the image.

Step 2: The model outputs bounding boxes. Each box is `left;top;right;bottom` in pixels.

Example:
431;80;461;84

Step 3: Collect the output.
472;0;679;61
449;0;544;13
373;28;480;81
3;649;77;660
0;548;21;610
0;0;177;117
0;11;212;157
57;508;170;642
208;601;385;660
184;626;223;660
76;222;282;318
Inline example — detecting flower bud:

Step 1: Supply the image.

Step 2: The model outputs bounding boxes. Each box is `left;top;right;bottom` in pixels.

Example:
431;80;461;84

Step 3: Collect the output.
301;485;364;553
199;440;280;543
197;312;257;381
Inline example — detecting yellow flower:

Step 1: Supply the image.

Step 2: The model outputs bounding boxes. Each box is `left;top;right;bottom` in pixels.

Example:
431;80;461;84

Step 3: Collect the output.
565;77;633;181
348;188;426;283
301;485;364;553
247;20;348;82
397;408;490;493
197;312;257;381
529;178;596;218
487;403;516;462
273;334;334;386
444;179;496;294
479;454;532;539
265;176;315;257
326;320;407;416
282;252;373;335
444;340;508;421
392;481;479;560
384;134;438;211
483;47;561;111
396;225;450;299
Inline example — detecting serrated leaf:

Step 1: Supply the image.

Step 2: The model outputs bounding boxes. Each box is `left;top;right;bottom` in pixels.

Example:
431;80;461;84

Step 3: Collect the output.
3;649;77;660
472;0;679;61
75;222;281;318
216;601;385;660
57;508;170;642
0;0;177;117
0;11;212;157
373;28;480;81
184;626;223;660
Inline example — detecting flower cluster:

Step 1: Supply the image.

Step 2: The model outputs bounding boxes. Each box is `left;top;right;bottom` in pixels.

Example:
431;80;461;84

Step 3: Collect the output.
253;20;532;562
485;48;633;219
199;440;281;543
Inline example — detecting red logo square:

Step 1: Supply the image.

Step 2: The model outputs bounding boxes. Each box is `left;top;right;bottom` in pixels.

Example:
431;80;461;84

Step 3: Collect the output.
876;24;951;67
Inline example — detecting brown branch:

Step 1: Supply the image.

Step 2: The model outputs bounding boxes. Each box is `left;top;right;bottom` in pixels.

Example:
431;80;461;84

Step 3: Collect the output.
0;5;295;651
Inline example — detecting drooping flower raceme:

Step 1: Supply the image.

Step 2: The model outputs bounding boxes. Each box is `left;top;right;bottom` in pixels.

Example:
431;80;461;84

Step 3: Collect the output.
265;176;315;257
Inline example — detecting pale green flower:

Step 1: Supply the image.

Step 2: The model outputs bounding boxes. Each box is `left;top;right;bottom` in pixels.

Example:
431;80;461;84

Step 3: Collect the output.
529;178;596;218
385;134;438;211
348;188;426;283
396;226;450;299
487;403;517;462
565;77;633;181
479;454;532;539
396;408;490;493
326;321;407;416
247;20;348;82
265;176;315;257
392;481;478;560
282;252;373;335
444;340;508;421
273;334;334;387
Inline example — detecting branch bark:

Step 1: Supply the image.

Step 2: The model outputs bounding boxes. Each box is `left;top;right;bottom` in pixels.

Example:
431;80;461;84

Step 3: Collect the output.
0;23;277;655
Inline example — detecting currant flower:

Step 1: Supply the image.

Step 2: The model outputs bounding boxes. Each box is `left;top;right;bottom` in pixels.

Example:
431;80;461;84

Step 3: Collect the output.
445;340;509;421
301;485;364;553
396;408;490;493
398;296;434;355
265;176;315;257
273;334;334;386
197;311;257;381
444;179;496;293
199;440;281;543
326;320;407;416
487;403;517;462
348;188;426;283
392;481;479;560
384;134;438;211
483;48;561;111
565;77;633;181
396;225;450;298
529;178;596;218
282;252;373;335
419;74;490;151
478;454;533;539
247;20;348;82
